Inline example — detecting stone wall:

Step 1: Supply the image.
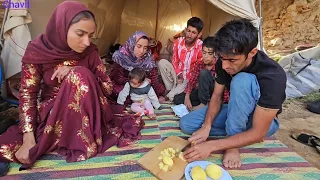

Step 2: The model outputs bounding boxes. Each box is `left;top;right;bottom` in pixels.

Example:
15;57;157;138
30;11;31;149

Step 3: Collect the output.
260;0;320;55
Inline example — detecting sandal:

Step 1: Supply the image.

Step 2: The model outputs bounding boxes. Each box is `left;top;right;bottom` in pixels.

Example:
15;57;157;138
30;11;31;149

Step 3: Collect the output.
291;133;320;153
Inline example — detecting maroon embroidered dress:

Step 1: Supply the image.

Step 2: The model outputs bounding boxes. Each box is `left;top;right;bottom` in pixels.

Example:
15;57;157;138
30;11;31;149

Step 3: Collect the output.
0;1;143;169
110;32;166;101
110;63;166;97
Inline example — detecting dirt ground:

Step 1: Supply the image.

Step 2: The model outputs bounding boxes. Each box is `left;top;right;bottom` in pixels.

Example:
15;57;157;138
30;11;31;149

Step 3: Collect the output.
275;97;320;169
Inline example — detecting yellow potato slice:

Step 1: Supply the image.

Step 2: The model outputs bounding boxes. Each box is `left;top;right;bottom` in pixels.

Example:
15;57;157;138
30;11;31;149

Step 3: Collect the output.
178;152;186;161
159;162;164;169
163;156;174;166
163;164;169;172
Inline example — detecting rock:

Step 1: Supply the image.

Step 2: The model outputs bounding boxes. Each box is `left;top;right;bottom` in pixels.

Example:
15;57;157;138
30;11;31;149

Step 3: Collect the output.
270;38;283;46
257;0;320;54
283;39;294;47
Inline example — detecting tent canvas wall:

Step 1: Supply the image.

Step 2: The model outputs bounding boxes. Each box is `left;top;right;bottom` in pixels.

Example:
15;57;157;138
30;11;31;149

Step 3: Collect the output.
1;0;261;80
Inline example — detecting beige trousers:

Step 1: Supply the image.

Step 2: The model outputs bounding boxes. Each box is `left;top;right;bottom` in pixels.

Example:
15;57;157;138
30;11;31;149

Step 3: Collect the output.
157;59;188;101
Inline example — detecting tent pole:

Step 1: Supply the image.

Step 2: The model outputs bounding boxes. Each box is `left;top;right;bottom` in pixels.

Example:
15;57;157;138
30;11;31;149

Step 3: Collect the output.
258;0;263;50
0;0;10;48
155;0;159;39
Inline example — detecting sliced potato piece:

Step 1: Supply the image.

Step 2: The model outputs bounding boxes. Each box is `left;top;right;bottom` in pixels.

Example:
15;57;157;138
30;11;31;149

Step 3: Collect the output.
163;164;169;172
163;155;174;166
159;162;164;169
179;152;186;161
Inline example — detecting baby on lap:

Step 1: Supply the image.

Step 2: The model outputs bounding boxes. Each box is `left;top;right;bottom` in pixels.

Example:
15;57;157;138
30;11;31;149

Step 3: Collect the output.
117;68;161;119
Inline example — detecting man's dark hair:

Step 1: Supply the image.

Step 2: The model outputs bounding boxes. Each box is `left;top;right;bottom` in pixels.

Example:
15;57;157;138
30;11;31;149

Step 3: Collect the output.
202;36;214;49
213;18;258;57
129;67;146;83
187;17;203;33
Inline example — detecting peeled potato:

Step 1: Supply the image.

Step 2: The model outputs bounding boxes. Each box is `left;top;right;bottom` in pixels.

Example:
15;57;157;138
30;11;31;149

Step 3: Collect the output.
205;164;223;180
191;166;207;180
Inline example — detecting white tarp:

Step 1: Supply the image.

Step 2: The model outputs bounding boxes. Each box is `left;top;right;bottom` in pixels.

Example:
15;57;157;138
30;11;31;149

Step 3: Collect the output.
207;0;262;49
279;45;320;99
208;0;258;21
1;0;32;79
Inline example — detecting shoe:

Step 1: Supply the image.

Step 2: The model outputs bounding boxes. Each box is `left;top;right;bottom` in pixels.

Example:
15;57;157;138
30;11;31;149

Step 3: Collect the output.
291;132;320;153
307;99;320;114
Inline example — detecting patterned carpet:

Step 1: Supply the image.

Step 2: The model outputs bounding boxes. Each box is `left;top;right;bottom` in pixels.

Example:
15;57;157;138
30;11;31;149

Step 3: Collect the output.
3;104;320;180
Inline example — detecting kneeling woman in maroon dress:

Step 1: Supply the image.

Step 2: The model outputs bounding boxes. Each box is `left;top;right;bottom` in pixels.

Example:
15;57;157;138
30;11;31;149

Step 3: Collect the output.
0;1;143;170
110;32;167;103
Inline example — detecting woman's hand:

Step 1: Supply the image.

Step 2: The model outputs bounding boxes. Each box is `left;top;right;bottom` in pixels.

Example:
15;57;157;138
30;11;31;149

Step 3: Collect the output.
15;132;36;164
51;66;74;83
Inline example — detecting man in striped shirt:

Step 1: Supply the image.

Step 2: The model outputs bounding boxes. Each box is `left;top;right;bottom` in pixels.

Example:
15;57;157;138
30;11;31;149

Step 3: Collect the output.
158;17;204;101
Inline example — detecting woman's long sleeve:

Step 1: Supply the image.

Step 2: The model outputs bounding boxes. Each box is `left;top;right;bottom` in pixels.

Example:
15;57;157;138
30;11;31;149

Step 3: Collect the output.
148;68;166;97
19;63;42;133
109;63;129;85
91;58;113;97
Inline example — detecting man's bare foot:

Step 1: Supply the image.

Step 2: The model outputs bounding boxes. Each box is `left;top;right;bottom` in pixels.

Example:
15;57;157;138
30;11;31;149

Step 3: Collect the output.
223;148;242;168
192;103;206;111
147;113;156;120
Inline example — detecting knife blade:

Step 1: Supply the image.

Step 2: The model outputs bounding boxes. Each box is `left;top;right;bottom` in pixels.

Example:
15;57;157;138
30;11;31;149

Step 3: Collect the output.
181;143;192;152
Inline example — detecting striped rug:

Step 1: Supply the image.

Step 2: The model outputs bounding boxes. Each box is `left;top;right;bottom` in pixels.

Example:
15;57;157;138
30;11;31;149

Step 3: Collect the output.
3;104;320;180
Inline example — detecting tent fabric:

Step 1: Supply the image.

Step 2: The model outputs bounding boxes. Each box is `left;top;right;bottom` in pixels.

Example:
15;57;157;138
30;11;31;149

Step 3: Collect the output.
1;0;32;79
206;0;262;48
207;0;258;22
27;0;125;56
1;0;261;78
25;0;259;55
119;0;192;59
118;0;259;58
278;45;320;99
